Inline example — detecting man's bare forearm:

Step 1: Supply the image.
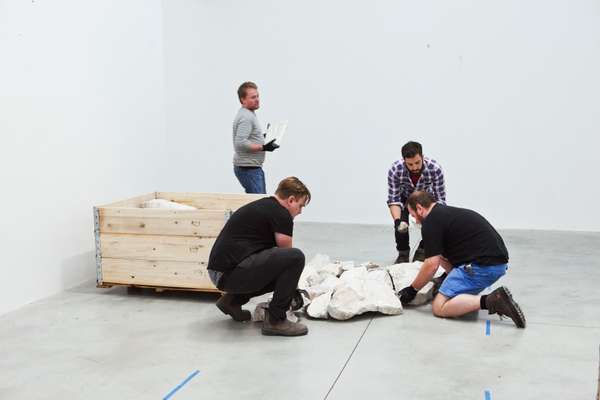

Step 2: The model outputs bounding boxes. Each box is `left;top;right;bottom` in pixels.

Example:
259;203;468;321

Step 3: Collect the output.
389;205;401;220
411;256;441;290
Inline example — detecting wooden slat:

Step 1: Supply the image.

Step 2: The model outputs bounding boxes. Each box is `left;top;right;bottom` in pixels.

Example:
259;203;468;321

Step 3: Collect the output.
100;192;157;208
98;208;227;237
100;283;221;293
156;192;264;210
101;258;216;289
100;233;216;262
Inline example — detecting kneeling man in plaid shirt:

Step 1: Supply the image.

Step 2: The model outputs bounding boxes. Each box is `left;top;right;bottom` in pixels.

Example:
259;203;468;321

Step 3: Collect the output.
387;141;446;264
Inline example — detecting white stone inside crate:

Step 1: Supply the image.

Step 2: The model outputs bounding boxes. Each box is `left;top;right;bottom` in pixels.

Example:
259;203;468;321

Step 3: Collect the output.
141;198;197;210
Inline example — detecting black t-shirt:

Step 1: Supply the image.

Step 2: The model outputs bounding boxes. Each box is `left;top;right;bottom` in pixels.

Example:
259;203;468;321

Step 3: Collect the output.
208;197;293;272
422;204;509;266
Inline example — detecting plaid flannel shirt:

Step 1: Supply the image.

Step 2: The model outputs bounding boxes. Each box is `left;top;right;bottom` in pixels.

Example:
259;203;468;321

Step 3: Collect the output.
387;157;446;209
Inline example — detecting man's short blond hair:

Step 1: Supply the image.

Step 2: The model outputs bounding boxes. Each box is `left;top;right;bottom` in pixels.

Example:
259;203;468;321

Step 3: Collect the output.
237;81;257;101
275;177;311;204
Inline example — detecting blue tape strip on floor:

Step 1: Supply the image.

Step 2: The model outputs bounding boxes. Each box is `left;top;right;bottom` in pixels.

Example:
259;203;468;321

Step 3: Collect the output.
485;320;491;336
163;370;200;400
484;390;492;400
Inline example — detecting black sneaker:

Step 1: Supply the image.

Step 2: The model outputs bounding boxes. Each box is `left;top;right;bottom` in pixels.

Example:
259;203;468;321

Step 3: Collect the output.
394;250;410;264
485;287;526;328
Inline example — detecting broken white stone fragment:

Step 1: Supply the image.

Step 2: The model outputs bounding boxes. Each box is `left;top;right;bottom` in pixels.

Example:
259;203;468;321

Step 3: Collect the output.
407;218;422;262
339;261;356;271
252;301;299;323
298;254;442;321
327;267;402;320
320;262;343;277
414;282;436;306
306;275;340;299
298;265;320;290
306;290;333;319
252;302;269;322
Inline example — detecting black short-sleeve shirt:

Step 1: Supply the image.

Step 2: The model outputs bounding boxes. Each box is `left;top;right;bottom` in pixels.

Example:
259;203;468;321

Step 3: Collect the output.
422;204;508;266
208;197;293;272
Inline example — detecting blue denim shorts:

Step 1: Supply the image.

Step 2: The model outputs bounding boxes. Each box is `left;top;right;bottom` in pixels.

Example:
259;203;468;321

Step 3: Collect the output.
438;263;508;298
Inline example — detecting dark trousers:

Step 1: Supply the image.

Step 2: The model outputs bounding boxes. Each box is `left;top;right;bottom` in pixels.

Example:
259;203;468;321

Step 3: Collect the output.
394;207;423;252
233;166;266;194
218;247;305;320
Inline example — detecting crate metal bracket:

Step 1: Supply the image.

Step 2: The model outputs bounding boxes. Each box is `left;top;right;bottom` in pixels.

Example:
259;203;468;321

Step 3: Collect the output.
93;207;103;285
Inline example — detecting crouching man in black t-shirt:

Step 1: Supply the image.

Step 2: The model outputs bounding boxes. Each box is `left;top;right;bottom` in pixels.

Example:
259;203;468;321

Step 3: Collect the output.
397;191;526;328
207;177;311;336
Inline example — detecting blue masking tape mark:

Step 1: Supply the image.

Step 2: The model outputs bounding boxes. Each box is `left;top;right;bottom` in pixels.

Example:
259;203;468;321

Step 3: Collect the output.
484;390;492;400
163;370;200;400
485;320;491;336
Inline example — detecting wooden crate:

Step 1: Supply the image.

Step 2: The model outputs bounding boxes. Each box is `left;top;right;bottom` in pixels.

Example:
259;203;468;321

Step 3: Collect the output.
94;192;263;292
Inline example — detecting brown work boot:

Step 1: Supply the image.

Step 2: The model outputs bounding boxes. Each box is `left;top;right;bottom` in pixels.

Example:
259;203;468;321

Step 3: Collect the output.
216;293;251;322
485;286;526;328
262;311;308;337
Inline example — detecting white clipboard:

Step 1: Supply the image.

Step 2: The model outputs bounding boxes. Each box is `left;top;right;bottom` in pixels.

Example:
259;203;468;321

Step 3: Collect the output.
265;121;288;145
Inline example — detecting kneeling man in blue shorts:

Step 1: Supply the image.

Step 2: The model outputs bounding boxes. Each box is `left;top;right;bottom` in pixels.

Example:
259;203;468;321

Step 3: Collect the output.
397;191;526;328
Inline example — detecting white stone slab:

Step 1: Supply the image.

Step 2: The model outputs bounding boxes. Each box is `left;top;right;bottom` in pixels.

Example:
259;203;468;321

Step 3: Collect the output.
306;275;340;299
327;268;402;320
306;290;333;319
141;198;197;210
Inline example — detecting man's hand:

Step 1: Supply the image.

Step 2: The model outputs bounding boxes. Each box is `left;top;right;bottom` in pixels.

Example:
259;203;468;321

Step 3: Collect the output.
394;219;409;233
262;139;280;152
398;286;418;305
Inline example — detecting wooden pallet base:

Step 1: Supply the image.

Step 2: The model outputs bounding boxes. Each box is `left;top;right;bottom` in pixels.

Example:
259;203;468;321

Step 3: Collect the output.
97;282;222;294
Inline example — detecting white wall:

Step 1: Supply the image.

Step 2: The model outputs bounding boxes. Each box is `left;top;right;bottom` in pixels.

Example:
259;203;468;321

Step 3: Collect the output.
0;1;166;315
1;0;598;315
163;0;600;232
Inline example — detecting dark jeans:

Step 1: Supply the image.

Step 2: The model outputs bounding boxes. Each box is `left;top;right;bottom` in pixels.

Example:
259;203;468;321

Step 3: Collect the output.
234;166;266;194
218;247;305;320
394;206;423;252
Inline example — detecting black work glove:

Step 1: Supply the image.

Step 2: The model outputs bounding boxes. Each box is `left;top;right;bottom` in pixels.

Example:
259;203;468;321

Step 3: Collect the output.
262;139;280;152
398;286;418;305
394;218;409;233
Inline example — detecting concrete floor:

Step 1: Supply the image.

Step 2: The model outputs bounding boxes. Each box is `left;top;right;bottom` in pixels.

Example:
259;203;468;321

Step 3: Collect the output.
1;222;599;399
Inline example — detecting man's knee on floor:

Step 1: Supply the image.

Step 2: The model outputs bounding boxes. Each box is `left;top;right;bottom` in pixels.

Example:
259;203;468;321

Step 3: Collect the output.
432;293;449;317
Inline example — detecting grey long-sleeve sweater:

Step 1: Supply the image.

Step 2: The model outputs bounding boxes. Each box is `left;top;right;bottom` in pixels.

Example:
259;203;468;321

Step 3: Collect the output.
232;107;265;167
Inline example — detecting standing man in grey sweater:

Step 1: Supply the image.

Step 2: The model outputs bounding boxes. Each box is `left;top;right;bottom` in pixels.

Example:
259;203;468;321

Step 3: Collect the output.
232;81;279;194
